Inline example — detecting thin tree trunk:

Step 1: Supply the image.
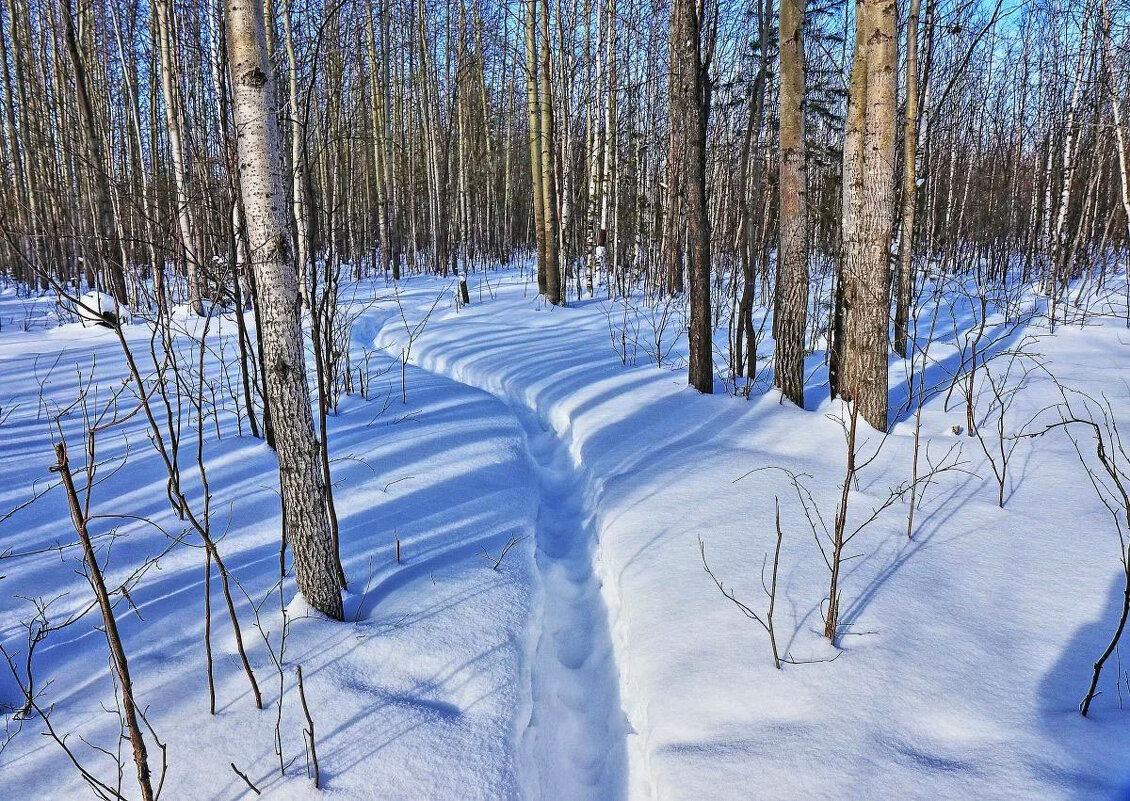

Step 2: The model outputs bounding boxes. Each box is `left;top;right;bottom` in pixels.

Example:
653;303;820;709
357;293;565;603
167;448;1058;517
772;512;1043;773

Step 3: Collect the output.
524;0;547;292
539;0;563;304
672;0;713;392
893;0;922;357
155;0;203;313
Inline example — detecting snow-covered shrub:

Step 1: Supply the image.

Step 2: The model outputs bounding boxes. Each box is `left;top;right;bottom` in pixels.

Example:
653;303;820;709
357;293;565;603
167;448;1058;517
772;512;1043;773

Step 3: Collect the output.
70;291;132;328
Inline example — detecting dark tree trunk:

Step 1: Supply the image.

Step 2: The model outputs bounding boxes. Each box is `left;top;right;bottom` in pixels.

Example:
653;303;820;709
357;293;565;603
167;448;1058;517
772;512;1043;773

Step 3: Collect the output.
671;0;713;393
774;0;808;408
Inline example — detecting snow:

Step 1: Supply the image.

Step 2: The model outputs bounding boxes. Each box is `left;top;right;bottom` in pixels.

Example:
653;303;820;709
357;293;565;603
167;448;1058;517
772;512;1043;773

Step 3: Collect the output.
3;270;1130;799
0;291;537;799
71;290;132;327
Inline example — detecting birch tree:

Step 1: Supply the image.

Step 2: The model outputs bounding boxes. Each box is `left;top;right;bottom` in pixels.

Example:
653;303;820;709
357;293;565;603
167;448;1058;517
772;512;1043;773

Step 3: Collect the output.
226;0;344;620
834;0;897;430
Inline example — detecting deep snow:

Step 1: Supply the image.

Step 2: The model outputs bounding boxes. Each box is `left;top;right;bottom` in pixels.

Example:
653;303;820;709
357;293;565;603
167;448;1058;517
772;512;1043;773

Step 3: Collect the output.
3;269;1130;800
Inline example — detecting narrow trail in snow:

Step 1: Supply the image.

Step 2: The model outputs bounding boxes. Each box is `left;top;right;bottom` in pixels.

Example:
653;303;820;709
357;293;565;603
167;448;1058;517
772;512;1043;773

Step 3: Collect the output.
513;408;627;801
374;321;629;800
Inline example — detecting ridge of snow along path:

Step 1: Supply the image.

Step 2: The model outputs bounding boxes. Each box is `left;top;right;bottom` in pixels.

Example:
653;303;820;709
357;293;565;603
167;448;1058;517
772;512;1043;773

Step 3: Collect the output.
373;271;1130;800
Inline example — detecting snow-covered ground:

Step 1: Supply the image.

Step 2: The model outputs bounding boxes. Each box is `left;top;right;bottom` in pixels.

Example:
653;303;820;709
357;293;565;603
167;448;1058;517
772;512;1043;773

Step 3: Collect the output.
3;269;1130;799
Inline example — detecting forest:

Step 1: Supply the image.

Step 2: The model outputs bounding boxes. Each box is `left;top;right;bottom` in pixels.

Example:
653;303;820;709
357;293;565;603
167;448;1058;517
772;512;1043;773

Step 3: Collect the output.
1;0;1130;797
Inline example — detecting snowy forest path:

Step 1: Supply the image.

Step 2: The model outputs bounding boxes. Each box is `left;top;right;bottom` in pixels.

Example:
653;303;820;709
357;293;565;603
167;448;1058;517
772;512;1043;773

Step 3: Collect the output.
512;407;628;801
370;309;630;801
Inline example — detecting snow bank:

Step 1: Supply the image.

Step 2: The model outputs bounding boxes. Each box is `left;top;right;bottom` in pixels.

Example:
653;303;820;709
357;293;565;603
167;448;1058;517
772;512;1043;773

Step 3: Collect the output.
70;290;131;327
6;271;1130;800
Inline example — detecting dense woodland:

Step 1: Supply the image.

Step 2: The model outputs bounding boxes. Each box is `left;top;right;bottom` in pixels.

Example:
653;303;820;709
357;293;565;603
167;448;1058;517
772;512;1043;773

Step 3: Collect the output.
3;0;1130;797
2;0;1128;395
4;0;1129;361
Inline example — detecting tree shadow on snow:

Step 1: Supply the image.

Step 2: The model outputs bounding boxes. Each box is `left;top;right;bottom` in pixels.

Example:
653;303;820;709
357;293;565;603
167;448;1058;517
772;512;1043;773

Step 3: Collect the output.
1038;572;1130;800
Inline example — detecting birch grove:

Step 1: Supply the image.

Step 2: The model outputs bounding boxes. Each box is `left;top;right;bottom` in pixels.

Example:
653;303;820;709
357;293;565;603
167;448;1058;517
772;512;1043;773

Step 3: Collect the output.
0;0;1124;357
4;0;1130;797
0;0;1122;620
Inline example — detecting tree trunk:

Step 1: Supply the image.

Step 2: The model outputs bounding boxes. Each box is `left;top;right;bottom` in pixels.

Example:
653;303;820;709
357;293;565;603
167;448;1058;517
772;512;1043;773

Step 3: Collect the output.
836;0;896;430
893;0;922;358
282;0;312;294
226;0;343;620
662;13;685;298
155;0;203;314
524;0;547;294
539;0;563;305
1104;1;1130;247
775;0;808;407
598;0;617;295
671;0;713;392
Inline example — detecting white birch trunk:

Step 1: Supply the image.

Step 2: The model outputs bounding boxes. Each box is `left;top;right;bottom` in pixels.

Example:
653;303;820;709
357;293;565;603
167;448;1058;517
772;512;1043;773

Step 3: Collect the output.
226;0;343;620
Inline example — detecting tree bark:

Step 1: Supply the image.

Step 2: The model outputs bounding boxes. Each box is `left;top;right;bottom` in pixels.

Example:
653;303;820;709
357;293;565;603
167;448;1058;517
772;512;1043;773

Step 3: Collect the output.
226;0;343;620
1104;1;1130;248
671;0;713;392
836;0;896;430
893;0;922;358
282;0;312;294
775;0;808;407
155;0;203;314
662;13;686;298
524;0;547;294
539;0;563;305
